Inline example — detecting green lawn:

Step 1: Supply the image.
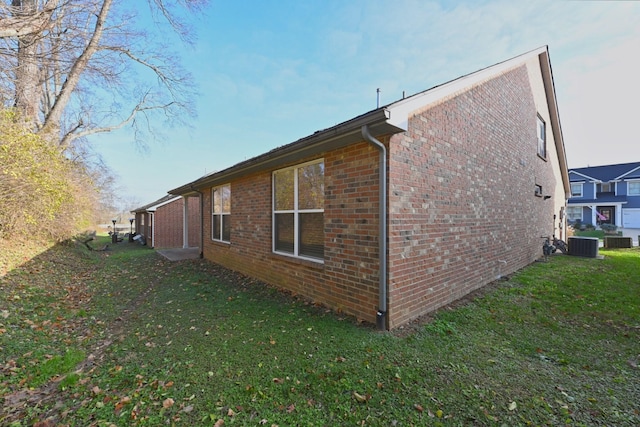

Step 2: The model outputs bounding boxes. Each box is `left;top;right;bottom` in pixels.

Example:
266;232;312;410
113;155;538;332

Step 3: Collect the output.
1;236;639;426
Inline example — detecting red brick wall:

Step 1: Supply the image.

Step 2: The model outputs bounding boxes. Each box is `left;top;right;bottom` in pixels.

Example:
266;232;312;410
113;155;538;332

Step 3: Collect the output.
201;146;382;324
135;212;151;246
198;64;562;329
154;197;201;249
387;65;558;328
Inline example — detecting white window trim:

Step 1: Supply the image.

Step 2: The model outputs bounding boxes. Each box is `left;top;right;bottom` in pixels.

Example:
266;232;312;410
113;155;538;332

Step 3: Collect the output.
570;182;583;198
566;206;582;221
628;179;640;196
212;184;231;243
272;159;324;263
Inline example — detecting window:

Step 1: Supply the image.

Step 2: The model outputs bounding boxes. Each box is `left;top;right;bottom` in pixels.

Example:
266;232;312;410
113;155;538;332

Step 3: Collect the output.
567;206;582;222
629;181;640;196
537;115;546;158
599;182;612;193
570;183;583;197
273;160;324;261
212;184;230;242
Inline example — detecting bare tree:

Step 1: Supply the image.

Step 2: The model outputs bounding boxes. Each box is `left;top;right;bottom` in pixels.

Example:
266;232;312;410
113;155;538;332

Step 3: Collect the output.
0;0;207;149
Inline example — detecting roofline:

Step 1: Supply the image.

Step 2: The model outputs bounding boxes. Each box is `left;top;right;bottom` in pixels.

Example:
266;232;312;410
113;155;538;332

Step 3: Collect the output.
538;47;571;196
170;46;570;197
569;170;599;182
615;165;640;180
383;46;570;195
386;46;547;127
169;108;403;195
131;195;181;213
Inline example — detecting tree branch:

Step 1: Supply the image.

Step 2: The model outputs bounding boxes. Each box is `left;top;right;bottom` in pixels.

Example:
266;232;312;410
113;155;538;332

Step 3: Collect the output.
41;0;112;139
0;0;61;38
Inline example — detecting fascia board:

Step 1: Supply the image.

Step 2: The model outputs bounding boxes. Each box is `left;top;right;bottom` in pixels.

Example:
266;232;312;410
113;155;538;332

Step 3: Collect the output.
385;46;548;130
615;165;640;180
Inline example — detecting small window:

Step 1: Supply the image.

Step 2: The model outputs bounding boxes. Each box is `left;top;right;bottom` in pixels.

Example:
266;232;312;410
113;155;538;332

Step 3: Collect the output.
273;160;324;261
599;182;612;193
570;183;583;197
629;181;640;196
537;115;546;159
212;184;230;242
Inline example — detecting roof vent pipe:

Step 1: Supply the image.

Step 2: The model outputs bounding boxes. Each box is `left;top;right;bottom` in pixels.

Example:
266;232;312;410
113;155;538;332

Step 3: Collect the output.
361;125;388;330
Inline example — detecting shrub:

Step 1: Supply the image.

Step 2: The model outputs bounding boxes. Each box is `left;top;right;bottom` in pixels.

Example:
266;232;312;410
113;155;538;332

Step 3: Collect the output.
0;109;99;241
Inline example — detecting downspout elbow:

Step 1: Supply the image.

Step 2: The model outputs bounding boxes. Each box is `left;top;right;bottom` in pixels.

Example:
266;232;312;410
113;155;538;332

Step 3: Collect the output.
361;125;388;331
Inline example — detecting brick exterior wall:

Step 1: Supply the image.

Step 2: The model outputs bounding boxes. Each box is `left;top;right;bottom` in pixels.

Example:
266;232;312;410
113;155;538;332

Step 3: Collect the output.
386;64;560;328
200;147;382;323
198;61;564;329
152;197;201;249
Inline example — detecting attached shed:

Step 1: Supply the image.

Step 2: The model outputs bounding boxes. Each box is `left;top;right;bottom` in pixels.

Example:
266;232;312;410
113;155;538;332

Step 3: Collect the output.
131;195;201;250
170;46;569;329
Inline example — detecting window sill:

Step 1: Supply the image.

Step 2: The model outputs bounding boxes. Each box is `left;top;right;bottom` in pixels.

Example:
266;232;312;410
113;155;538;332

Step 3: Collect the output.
270;251;324;269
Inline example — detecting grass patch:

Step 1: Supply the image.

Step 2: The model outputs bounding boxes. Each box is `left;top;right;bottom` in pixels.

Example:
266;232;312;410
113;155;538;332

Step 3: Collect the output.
1;239;639;426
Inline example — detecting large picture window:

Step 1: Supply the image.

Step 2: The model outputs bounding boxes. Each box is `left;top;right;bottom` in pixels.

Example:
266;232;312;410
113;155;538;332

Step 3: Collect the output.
273;160;324;261
537;115;546;159
212;184;230;242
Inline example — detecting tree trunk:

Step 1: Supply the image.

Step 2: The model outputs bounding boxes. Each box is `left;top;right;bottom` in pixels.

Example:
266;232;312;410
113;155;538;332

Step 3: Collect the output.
11;0;40;124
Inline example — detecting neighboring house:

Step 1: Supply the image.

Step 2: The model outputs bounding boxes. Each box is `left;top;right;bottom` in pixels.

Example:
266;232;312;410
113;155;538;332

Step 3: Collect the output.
567;162;640;228
131;195;201;249
169;46;569;330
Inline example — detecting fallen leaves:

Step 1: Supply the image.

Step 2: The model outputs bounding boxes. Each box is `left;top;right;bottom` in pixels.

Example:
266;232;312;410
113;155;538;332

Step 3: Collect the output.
162;397;175;409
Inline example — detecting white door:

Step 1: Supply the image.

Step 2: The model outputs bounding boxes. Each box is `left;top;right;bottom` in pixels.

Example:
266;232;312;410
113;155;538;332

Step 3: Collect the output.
622;209;640;228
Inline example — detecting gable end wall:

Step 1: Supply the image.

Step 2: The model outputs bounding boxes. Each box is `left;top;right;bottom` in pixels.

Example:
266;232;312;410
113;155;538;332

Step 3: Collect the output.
387;64;559;328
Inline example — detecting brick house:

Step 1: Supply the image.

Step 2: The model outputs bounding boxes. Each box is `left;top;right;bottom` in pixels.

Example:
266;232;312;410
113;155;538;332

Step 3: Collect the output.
131;195;201;249
169;46;569;329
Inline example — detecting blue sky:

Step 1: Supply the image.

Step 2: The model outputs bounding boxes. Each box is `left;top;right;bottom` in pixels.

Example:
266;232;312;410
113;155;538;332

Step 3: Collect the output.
92;0;640;208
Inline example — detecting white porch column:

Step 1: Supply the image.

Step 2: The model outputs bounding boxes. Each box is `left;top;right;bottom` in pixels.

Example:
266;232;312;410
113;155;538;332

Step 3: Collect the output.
183;196;189;248
590;206;597;226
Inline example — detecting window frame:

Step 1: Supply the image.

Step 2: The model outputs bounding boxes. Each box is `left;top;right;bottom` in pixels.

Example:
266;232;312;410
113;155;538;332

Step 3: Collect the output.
628;180;640;196
570;183;583;198
272;159;324;263
566;206;582;222
211;184;231;243
536;115;547;159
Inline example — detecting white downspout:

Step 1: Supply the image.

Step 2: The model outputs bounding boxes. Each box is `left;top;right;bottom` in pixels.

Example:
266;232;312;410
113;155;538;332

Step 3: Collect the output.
361;125;388;331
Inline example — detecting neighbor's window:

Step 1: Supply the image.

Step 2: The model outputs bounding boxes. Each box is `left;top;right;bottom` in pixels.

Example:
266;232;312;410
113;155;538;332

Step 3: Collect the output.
629;180;640;196
273;160;324;261
212;184;230;242
567;206;582;222
537;115;546;159
570;183;583;197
